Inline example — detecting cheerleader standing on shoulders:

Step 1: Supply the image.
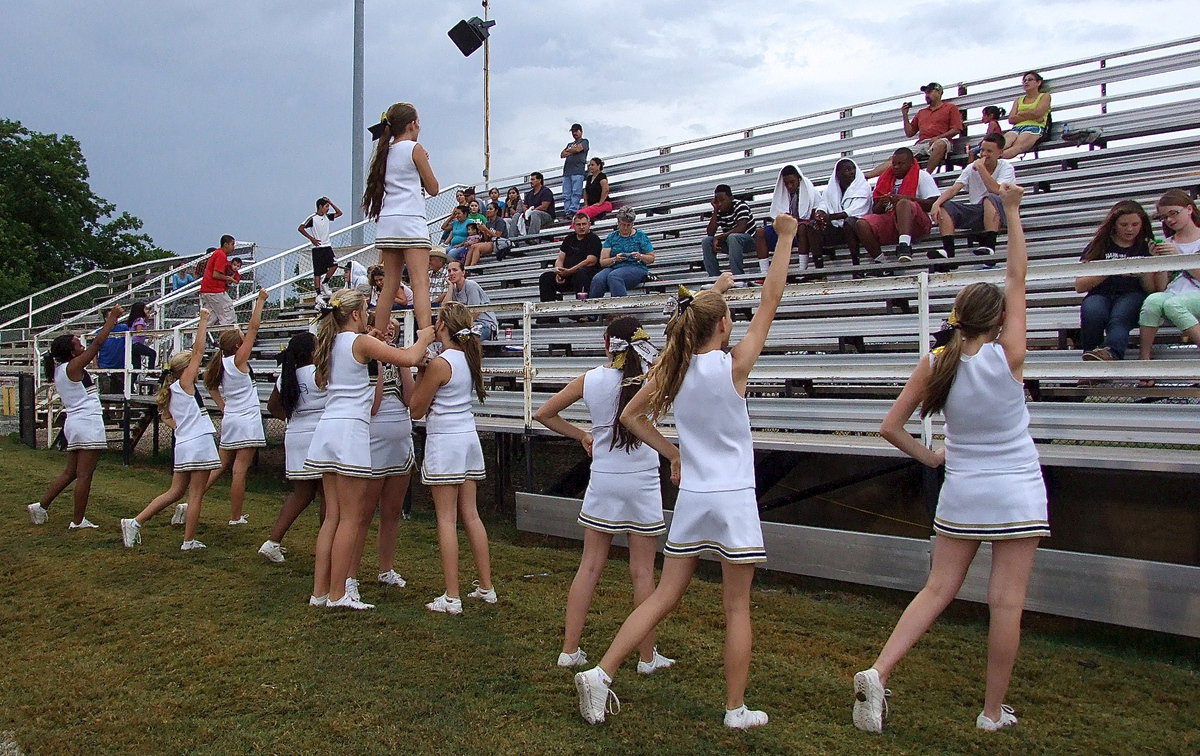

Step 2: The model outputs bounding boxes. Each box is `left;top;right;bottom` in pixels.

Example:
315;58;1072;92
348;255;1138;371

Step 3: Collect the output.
408;301;495;615
362;101;439;330
573;213;800;730
258;331;326;563
305;289;433;610
852;183;1044;735
30;304;124;528
121;309;219;550
199;289;270;526
534;316;675;674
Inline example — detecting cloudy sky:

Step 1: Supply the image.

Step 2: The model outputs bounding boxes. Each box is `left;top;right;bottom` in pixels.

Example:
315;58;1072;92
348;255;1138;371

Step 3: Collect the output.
2;1;1193;257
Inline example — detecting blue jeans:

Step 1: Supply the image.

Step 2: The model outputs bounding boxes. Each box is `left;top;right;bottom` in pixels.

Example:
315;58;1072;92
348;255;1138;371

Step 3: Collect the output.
562;174;585;215
702;233;754;276
1080;289;1145;358
589;266;648;298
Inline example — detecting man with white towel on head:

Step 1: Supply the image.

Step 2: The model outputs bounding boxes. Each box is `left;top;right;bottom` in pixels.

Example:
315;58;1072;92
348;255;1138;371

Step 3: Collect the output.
752;165;819;274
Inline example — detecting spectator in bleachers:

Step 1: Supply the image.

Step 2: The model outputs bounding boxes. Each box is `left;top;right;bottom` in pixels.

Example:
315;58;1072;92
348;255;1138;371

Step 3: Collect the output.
752;165;818;273
455;189;467;206
540;213;601;306
298;197;343;299
1002;72;1052;160
200;235;237;326
465;202;512;266
171;267;196;292
95;308;133;393
504;186;524;222
488;187;504;211
441;261;498;340
345;259;369;290
969;105;1007;158
467;199;486;224
813;158;872;262
515;172;556;239
855;148;940;263
1138;189;1200;362
447;221;485;264
590;207;656;299
125;302;157;371
359;265;412;311
561;123;590;216
463;185;478;205
702;184;755;279
928;134;1015;260
1075;200;1157;361
440;205;471;247
427;247;450;304
866;82;963;178
578;158;613;221
227;257;243;296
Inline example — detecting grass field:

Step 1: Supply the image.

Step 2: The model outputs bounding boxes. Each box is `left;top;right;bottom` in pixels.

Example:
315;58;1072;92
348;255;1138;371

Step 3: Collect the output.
1;437;1196;754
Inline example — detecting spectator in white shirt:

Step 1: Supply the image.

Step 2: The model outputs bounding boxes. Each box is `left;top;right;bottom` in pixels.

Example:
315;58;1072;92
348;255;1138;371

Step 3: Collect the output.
928;134;1015;260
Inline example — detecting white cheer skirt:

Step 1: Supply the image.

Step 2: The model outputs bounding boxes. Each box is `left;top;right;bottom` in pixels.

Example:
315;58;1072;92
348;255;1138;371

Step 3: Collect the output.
664;486;766;564
219;411;266;450
64;413;108;451
421;430;486;486
376;215;433;249
305;417;373;478
174;434;220;472
578;467;666;536
370;417;415;477
934;461;1050;541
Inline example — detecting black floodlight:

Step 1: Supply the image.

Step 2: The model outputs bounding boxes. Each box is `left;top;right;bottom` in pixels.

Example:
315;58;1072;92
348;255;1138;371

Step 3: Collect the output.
448;16;496;57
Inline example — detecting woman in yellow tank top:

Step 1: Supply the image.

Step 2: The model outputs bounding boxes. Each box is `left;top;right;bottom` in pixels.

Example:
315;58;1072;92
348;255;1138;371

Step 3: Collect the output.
1002;71;1052;159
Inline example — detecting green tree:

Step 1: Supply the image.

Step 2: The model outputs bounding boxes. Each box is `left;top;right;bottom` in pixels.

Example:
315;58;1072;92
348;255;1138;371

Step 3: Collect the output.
0;119;169;305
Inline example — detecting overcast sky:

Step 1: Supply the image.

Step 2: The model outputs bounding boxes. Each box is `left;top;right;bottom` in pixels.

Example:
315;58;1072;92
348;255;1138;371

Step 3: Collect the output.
2;1;1193;257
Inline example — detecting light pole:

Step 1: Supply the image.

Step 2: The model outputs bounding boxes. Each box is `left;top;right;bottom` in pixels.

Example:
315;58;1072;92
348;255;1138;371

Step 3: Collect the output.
351;0;365;244
447;9;497;187
482;0;491;186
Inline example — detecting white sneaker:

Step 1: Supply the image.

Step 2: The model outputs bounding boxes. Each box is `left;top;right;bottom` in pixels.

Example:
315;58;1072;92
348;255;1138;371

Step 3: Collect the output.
853;668;890;734
378;570;407;587
120;518;142;548
180;539;207;551
425;593;463;615
327;594;375;610
170;502;188;525
345;578;362;602
27;502;47;525
466;579;497;604
228;515;249;526
258;540;286;563
321;283;333;298
636;648;675;675
574;667;619;724
976;704;1018;732
308;594;328;607
68;518;99;529
557;649;588;668
724;705;769;729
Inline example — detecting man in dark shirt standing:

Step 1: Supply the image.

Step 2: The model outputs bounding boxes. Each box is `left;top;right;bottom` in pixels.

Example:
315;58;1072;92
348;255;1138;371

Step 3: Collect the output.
539;213;600;304
560;123;589;216
520;171;556;238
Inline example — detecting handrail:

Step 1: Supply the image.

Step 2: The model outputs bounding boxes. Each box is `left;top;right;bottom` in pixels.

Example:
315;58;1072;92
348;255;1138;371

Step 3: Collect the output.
147;239;279;310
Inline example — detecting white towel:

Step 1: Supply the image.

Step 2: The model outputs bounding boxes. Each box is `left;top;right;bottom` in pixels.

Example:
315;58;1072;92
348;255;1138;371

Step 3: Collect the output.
769;168;818;220
820;158;873;226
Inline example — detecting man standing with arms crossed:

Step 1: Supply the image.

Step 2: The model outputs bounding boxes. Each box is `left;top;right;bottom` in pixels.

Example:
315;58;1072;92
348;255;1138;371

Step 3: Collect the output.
298;197;344;302
560;123;589;216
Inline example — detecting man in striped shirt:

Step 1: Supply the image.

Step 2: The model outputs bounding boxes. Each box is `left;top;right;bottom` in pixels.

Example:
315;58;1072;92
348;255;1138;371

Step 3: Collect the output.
702;184;756;279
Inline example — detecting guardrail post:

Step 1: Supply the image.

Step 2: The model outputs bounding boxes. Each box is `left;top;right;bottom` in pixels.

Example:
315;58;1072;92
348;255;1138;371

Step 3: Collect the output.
522;301;533;429
839;108;853;155
1100;59;1108;114
27;297;33;329
658;146;671;190
743;130;754;173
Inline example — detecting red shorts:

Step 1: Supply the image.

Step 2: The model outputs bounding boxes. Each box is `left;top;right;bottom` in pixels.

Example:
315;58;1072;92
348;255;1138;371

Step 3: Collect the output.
862;202;932;245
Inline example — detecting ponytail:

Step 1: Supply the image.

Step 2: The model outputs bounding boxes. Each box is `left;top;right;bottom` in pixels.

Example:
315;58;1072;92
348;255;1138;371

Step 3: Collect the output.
440;301;487;403
44;334;76;382
313;289;368;389
921;283;1005;417
605;316;657;452
363;102;418;220
156;352;192;424
646;289;727;421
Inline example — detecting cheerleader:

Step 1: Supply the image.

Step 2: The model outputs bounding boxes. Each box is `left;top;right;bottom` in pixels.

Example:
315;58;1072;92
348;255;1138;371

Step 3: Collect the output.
573;213;800;730
362;101;440;331
120;309;219;550
534;316;675;673
258;332;326;563
853;184;1040;734
201;289;270;526
29;305;124;528
305;289;433;610
408;301;494;615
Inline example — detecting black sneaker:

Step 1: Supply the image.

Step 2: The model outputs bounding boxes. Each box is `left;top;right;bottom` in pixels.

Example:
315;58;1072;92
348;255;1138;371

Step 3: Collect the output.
895;244;912;263
973;246;995;257
927;248;949;260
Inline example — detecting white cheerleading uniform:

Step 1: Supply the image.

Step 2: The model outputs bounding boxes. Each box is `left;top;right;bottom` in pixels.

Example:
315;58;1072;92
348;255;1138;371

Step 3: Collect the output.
420;349;485;485
934;342;1049;540
577;366;665;536
217;355;266;450
278;364;327;481
375;140;432;249
170;381;220;472
305;332;373;477
54;363;108;451
369;362;415;477
664;350;766;564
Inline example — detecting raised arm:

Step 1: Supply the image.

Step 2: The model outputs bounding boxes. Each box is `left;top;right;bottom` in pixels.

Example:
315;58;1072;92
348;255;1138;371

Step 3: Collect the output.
731;213;797;385
234;289;270;369
355;325;435;368
618;376;681;484
533;375;592;455
180;310;210;392
68;305;124;381
407;355;450;420
997;183;1028;375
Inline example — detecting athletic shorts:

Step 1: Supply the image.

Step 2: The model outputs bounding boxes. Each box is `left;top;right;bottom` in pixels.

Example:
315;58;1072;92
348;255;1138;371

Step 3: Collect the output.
311;245;335;273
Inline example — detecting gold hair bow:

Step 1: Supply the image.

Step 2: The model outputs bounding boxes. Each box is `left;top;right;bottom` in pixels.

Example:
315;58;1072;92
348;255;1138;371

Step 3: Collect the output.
947;308;959;328
662;285;696;318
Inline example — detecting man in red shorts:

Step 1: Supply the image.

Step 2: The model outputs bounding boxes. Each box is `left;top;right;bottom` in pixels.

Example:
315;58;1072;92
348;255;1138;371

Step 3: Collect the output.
854;148;939;263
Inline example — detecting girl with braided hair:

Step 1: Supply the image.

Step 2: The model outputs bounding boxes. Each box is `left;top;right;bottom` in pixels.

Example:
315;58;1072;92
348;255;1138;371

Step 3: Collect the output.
534;316;674;674
303;289;434;610
853;183;1044;735
572;213;800;731
409;301;495;615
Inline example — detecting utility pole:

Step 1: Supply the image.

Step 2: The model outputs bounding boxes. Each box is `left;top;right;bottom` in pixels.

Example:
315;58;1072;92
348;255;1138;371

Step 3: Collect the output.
351;0;365;244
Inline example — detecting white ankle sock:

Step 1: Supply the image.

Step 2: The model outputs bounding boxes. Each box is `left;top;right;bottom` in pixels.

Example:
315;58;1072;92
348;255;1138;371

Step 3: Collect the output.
899;234;912;246
758;259;770;274
797;254;809;270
